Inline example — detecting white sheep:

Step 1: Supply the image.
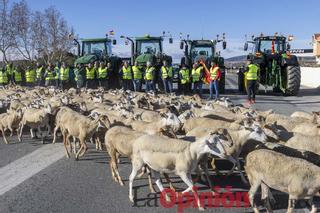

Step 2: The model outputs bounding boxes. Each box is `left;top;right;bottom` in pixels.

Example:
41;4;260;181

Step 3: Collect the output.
0;109;23;144
245;149;320;213
128;132;231;210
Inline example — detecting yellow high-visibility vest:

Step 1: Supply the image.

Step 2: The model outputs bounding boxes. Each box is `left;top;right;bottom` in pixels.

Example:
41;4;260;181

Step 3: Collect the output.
161;66;173;79
0;71;8;84
246;64;258;80
25;70;36;83
45;70;54;81
192;67;202;82
122;66;132;80
36;67;43;79
86;67;95;80
98;67;107;79
179;68;190;84
132;66;142;80
210;66;219;80
145;67;155;81
14;70;22;82
60;67;69;80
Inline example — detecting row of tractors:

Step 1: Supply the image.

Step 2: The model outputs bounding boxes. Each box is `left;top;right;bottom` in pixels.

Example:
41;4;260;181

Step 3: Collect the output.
72;32;301;96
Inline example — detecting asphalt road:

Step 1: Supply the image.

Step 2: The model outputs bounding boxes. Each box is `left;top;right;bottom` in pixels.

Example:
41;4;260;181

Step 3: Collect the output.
0;73;319;213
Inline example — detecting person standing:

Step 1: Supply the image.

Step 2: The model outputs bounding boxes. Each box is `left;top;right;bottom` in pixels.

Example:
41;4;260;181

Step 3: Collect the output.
179;64;190;95
6;63;14;84
44;63;55;87
12;65;23;85
161;60;173;94
121;61;133;91
97;62;108;89
0;66;9;86
191;63;204;98
245;59;259;104
54;62;60;88
144;61;155;92
59;62;69;90
85;63;96;89
132;61;142;92
35;62;44;86
201;61;221;100
74;63;85;92
25;66;36;87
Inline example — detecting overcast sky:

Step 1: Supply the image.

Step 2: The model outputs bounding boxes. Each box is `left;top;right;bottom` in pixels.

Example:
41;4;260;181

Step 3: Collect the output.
3;0;318;61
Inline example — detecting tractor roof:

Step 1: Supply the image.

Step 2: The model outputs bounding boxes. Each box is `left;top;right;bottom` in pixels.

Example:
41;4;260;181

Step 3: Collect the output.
254;36;286;41
188;40;214;46
135;35;163;41
81;38;111;43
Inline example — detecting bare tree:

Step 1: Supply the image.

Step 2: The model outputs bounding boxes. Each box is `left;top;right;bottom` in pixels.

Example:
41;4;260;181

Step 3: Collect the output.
10;0;35;61
0;0;14;62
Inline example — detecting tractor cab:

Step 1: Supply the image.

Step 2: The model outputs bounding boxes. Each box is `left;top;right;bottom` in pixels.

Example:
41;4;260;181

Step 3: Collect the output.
189;40;216;63
253;36;287;54
75;38;116;65
135;37;162;55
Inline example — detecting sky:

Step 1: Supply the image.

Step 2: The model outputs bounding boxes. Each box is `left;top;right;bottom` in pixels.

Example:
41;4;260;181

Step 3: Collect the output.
7;0;320;61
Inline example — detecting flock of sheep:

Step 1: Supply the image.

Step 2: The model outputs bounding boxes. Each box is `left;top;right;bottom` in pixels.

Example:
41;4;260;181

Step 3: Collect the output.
0;85;320;213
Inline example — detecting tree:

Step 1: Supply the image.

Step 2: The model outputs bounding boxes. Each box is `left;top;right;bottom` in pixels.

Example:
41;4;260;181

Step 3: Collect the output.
0;0;14;62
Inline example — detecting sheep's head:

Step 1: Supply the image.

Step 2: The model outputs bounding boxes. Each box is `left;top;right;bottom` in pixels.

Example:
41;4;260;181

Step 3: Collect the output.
262;123;281;142
178;110;195;123
312;111;320;124
16;109;23;119
44;104;53;114
247;125;268;142
210;128;233;147
201;132;228;159
160;112;182;132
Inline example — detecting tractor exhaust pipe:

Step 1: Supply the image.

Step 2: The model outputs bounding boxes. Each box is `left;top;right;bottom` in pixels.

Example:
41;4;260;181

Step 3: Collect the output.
121;36;135;65
73;39;81;56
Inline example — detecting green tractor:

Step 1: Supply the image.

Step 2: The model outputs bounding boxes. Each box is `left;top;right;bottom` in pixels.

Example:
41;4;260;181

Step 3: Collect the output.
240;34;301;96
179;34;227;93
73;36;122;88
120;34;173;90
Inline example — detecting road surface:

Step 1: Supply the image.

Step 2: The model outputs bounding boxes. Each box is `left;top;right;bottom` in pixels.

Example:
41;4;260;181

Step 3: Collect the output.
0;73;319;213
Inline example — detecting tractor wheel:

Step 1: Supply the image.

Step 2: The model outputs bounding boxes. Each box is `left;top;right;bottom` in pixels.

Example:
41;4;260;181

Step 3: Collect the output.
219;71;226;94
285;65;301;96
238;71;246;93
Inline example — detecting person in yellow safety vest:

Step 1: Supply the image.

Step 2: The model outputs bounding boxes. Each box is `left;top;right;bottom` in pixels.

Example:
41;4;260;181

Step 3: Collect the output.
121;61;133;91
12;65;23;85
0;65;9;86
201;61;221;101
144;61;155;92
59;62;69;90
85;62;96;89
44;63;55;87
179;64;190;95
54;62;60;88
25;66;36;87
161;60;173;94
244;58;259;104
132;61;142;92
191;62;204;98
97;61;108;89
6;63;14;84
35;62;44;86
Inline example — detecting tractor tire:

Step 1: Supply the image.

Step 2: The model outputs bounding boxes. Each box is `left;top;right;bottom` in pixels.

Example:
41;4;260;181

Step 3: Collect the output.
285;65;301;96
219;71;226;94
238;71;245;93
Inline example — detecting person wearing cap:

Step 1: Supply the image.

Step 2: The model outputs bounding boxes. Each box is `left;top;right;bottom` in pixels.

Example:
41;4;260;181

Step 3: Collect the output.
244;58;259;104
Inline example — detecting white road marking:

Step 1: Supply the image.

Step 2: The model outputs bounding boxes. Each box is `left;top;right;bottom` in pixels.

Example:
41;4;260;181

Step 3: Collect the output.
0;144;64;196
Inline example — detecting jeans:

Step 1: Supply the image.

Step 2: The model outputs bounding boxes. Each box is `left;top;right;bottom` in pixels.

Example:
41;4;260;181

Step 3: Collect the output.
60;80;69;90
146;80;154;92
122;79;132;91
86;79;96;89
193;81;203;97
162;79;173;93
133;79;142;92
247;80;257;100
209;80;219;100
98;79;108;89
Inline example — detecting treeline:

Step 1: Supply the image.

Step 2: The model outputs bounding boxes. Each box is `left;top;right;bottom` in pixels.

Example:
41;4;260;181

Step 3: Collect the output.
0;0;75;64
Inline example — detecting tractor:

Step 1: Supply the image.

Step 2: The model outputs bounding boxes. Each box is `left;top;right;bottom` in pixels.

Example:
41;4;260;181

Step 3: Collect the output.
179;34;227;93
120;34;173;91
239;34;301;96
73;36;122;88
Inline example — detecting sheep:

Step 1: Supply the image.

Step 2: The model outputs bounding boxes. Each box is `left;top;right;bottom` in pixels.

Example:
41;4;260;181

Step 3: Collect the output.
245;149;320;213
129;112;181;136
285;134;320;155
58;110;107;160
0;109;23;144
292;123;320;136
291;111;320;123
128;132;231;210
19;104;52;143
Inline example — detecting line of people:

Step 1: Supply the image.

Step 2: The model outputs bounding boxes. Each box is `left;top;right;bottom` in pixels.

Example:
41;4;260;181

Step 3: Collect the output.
0;59;223;100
